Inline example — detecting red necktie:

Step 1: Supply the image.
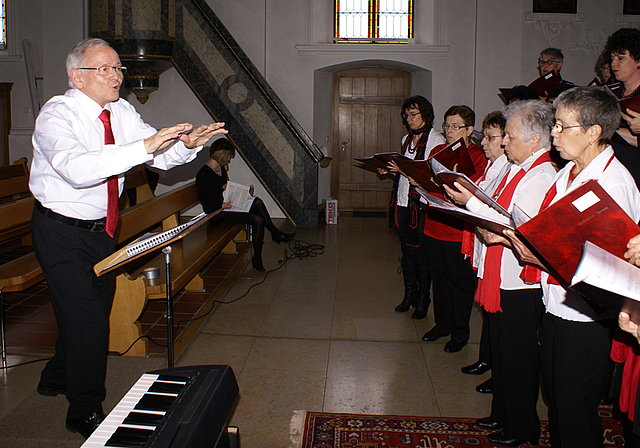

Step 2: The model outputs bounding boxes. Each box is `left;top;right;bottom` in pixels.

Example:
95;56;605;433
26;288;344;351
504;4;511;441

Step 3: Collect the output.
98;109;119;238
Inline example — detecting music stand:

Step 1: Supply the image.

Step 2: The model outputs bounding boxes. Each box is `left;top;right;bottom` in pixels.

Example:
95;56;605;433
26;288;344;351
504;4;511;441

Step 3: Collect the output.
94;210;222;367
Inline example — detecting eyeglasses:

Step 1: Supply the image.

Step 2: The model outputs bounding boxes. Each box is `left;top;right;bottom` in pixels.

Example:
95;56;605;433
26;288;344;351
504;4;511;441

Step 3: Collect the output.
538;59;559;67
553;122;593;133
78;65;127;76
402;111;420;119
482;134;503;142
443;123;469;131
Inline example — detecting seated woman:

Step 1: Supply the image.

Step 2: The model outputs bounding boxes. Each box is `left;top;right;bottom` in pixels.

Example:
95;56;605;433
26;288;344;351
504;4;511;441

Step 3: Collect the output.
196;138;294;271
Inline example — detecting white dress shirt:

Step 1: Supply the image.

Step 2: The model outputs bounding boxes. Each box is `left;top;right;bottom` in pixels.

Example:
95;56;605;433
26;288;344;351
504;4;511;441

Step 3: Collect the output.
541;146;640;321
466;149;556;289
397;129;446;207
29;88;202;220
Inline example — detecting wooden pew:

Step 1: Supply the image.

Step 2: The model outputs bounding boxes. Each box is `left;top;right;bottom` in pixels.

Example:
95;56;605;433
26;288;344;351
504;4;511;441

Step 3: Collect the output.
106;181;246;357
0;178;246;358
0;158;32;246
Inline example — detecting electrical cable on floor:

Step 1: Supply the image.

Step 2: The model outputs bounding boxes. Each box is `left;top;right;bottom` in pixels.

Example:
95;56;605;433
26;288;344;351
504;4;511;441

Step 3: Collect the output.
0;357;51;370
174;238;324;332
2;240;325;365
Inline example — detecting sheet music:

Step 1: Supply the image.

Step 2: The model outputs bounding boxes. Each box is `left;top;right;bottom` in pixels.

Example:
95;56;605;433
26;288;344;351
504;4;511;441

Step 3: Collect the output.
124;213;208;258
428;158;511;218
572;241;640;302
223;181;254;212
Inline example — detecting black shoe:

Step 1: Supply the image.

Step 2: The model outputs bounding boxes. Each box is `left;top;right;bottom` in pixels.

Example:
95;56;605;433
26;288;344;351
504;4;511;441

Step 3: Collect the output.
37;383;66;397
272;231;295;244
444;339;466;353
422;328;448;342
476;416;503;431
252;257;265;272
66;411;106;439
461;361;491;375
395;290;417;313
487;430;538;447
476;377;493;394
411;298;430;320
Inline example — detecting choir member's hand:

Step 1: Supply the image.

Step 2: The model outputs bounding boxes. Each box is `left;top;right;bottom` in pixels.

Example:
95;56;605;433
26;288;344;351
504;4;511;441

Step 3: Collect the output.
222;201;232;210
503;229;545;269
622;109;640;135
388;160;402;175
443;182;472;206
476;227;509;246
625;234;640;267
377;167;389;175
618;311;640;345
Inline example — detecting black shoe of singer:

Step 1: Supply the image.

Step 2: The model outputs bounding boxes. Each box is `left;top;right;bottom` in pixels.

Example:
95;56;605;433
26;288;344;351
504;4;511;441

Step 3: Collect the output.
487;430;538;447
476;377;493;394
476;416;503;431
461;361;491;375
66;411;106;439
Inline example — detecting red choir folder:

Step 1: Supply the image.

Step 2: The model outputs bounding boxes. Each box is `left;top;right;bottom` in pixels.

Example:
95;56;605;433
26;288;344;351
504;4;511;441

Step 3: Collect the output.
354;152;405;171
419;190;515;234
498;88;512;105
587;77;602;87
516;179;640;285
527;71;562;97
390;158;440;193
619;95;640;114
428;138;476;178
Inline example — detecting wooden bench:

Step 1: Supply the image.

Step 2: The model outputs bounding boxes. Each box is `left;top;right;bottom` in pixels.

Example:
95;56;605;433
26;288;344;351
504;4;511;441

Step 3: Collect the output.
0;175;247;359
105;181;247;357
0;158;33;246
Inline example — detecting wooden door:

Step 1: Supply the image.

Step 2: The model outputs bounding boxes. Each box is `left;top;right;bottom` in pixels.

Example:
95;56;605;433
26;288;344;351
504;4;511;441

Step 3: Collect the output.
331;67;411;212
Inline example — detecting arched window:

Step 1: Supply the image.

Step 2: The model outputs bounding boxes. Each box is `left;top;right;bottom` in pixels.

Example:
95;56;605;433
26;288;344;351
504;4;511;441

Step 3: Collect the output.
334;0;413;43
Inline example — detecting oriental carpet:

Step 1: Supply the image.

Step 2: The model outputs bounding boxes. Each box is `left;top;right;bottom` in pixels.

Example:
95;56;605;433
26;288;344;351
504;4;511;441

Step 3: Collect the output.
289;407;625;448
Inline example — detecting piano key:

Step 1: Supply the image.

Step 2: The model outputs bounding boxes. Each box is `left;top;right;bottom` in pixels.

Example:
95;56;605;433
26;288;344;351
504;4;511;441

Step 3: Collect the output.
134;394;176;412
121;411;164;427
105;427;154;447
148;382;184;394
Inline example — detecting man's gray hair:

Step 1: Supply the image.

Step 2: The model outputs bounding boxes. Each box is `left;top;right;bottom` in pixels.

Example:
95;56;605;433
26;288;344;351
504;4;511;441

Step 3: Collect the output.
65;38;112;88
503;100;554;147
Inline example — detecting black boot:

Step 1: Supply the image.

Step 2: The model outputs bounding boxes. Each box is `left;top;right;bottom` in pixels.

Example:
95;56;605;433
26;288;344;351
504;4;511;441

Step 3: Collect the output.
412;264;431;319
395;257;419;312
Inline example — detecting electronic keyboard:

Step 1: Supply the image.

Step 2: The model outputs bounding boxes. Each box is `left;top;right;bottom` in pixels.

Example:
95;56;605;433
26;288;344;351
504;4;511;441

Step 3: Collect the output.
82;365;238;448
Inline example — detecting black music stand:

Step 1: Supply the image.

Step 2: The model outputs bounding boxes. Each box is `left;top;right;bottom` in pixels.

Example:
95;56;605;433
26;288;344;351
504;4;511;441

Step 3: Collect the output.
94;210;222;367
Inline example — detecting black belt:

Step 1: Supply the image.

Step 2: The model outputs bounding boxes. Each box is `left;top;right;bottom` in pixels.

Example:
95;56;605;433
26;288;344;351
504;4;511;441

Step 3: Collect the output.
35;200;107;232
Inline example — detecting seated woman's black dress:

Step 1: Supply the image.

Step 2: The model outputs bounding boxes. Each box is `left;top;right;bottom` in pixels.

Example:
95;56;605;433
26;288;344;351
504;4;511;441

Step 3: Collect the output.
195;164;284;269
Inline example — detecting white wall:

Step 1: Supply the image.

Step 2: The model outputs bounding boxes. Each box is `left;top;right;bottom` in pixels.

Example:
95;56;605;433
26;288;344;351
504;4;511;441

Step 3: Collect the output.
2;0;635;216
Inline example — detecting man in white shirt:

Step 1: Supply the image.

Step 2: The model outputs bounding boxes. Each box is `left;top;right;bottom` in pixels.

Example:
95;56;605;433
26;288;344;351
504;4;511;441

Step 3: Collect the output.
29;38;227;439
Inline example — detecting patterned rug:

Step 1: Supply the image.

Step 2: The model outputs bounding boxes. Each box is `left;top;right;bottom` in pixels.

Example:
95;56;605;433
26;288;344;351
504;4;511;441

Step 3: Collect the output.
289;407;626;447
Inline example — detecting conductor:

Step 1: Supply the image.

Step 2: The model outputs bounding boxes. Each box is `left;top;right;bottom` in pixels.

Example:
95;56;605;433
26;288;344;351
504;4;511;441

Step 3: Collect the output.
28;38;227;438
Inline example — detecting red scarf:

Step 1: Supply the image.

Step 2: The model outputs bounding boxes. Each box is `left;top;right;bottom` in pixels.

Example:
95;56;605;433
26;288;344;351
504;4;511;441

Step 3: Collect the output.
475;152;552;312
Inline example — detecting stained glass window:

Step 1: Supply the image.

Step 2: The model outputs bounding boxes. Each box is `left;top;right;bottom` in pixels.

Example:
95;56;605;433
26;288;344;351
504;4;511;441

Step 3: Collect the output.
0;0;6;50
335;0;413;43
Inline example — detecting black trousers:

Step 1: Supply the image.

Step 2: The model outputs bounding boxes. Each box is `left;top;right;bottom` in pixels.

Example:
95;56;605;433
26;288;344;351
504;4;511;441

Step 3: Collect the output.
540;312;614;448
489;288;543;440
425;235;476;342
478;308;491;365
31;209;115;419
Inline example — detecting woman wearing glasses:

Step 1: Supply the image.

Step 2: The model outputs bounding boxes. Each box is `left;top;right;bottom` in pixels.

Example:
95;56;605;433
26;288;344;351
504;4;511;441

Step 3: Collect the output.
380;96;445;319
505;86;640;448
420;105;487;353
603;28;640;191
